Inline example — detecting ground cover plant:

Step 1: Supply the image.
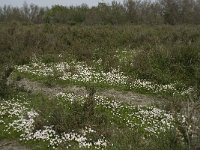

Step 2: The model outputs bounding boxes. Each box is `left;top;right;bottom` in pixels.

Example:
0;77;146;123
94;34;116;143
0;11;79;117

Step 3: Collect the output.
0;91;187;150
0;11;199;150
0;24;199;87
13;57;193;97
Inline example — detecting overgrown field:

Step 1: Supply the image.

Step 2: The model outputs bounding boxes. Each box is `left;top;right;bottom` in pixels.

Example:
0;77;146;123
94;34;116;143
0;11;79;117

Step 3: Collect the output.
13;58;192;97
0;24;199;86
0;91;186;150
0;24;200;149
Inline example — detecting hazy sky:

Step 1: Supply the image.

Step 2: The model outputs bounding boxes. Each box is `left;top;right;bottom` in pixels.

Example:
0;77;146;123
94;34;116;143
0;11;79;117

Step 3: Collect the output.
0;0;125;7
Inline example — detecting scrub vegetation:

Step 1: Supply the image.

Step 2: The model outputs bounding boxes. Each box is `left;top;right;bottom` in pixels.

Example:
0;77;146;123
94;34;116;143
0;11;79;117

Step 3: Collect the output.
0;0;200;150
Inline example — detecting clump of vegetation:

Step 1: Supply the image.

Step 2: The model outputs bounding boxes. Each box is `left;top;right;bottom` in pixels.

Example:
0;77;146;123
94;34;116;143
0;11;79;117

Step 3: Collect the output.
0;1;199;149
33;89;108;135
1;23;199;88
0;92;189;149
1;0;200;25
0;66;13;99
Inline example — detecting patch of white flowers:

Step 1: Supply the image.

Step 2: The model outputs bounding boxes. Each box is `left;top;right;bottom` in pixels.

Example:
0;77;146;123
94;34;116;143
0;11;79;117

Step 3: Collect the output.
130;79;193;96
0;93;187;148
55;92;176;136
94;95;176;136
15;59;192;96
56;92;86;105
0;96;107;149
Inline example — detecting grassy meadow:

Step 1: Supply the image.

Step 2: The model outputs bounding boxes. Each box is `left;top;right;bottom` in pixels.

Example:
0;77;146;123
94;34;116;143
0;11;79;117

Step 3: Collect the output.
0;23;200;150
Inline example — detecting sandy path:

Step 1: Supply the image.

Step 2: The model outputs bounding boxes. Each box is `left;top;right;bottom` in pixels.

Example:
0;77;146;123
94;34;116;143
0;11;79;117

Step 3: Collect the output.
8;78;158;105
0;140;31;150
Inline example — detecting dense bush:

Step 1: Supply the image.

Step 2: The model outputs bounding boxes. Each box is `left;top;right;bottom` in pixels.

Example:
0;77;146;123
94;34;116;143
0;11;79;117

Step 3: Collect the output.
1;24;199;86
0;65;14;98
1;0;200;25
28;92;187;150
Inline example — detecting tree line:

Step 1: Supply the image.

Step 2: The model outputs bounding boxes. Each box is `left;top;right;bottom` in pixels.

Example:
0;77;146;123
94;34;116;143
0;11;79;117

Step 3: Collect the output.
1;0;200;25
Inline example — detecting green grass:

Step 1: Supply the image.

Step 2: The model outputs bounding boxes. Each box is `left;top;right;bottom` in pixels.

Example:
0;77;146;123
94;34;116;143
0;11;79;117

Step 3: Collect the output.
0;24;198;150
1;24;199;87
11;67;189;99
0;91;187;150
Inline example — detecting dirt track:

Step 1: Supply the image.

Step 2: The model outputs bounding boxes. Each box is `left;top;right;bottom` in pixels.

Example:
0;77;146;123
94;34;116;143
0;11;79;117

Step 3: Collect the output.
0;140;31;150
7;77;158;106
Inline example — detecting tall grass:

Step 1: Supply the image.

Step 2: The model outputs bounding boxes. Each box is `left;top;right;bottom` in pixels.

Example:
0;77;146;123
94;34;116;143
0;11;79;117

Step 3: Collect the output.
0;23;199;87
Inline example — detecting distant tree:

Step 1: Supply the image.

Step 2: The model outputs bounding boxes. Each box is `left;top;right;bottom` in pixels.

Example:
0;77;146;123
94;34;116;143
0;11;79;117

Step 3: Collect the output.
45;5;67;23
138;0;163;24
69;4;88;24
110;1;127;24
124;0;140;24
1;0;200;25
85;7;102;25
28;4;44;23
159;0;181;24
193;0;200;24
97;2;113;24
0;7;3;21
180;0;194;23
22;2;31;22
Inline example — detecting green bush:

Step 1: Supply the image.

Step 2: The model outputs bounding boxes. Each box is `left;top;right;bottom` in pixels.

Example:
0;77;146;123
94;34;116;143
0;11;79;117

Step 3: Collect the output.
0;24;199;86
33;93;108;135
